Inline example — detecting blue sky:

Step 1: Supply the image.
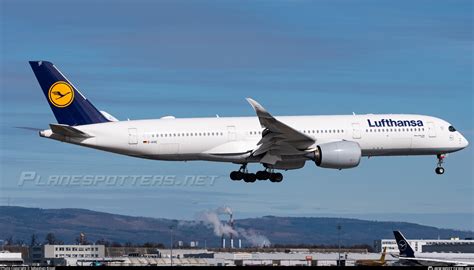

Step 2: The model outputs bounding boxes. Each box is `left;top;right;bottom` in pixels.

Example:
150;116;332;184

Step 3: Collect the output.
1;0;473;231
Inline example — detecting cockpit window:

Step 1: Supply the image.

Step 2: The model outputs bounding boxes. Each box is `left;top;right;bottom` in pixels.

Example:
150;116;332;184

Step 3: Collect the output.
448;126;456;132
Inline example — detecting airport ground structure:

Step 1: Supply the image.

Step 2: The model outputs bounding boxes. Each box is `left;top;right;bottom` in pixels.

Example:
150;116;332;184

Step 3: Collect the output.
2;238;474;267
2;245;385;267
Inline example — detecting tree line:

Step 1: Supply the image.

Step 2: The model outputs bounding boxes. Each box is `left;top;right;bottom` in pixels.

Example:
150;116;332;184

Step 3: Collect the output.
2;233;164;248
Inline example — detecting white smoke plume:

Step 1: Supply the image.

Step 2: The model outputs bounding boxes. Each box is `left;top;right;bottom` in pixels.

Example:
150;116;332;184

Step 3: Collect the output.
216;206;233;215
186;206;270;248
196;209;237;237
237;228;271;248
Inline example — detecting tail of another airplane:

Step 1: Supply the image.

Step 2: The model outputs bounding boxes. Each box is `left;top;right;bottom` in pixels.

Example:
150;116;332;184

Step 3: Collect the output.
380;247;387;262
29;61;109;126
393;230;416;258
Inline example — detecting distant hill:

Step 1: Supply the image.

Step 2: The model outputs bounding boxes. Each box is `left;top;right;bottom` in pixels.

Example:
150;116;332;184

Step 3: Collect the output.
0;206;471;247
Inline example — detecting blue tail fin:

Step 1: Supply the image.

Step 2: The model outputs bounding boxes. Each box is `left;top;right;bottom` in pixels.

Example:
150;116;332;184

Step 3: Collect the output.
29;61;109;126
393;230;415;258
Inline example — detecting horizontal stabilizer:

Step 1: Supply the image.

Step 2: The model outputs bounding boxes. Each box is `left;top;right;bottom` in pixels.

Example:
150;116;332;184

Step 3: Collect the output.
15;126;43;131
49;124;92;138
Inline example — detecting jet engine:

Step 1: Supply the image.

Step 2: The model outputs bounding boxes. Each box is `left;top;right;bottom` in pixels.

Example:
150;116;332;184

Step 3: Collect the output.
311;141;361;169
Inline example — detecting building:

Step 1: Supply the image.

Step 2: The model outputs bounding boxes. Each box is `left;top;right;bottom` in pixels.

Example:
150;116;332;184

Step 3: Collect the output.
64;250;391;267
0;251;24;266
27;244;105;266
105;247;160;257
30;246;43;264
8;246;393;267
43;244;105;259
375;238;474;253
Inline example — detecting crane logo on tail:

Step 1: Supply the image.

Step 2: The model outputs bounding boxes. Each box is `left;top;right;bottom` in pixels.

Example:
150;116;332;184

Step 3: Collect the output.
48;81;74;108
398;239;408;251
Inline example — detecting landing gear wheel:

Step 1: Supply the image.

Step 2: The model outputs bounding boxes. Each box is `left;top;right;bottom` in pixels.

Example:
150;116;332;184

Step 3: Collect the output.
269;172;283;182
256;171;270;180
435;154;446;175
230;171;243;180
230;164;247;181
243;173;257;183
435;167;445;175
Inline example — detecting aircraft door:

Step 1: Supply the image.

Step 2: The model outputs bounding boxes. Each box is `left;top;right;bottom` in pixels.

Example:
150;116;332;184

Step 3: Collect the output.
427;122;436;138
352;123;361;139
227;126;237;141
128;128;138;144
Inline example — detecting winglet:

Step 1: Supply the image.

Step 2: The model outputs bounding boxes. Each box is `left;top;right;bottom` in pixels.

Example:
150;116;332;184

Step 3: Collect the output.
246;98;272;120
246;98;263;111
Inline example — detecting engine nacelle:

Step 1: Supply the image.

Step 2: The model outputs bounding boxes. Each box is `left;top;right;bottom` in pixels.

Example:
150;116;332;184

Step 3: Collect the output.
313;141;361;169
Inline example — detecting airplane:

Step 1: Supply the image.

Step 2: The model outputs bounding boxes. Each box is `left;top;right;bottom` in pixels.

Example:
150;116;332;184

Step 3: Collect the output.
355;247;387;266
393;230;474;266
29;61;469;183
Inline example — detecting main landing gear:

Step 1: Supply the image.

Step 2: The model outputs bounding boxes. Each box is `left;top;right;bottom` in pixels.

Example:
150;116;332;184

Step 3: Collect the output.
230;164;283;183
435;154;446;175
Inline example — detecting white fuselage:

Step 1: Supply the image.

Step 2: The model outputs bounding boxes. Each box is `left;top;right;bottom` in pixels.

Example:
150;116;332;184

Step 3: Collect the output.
401;252;474;266
40;114;468;169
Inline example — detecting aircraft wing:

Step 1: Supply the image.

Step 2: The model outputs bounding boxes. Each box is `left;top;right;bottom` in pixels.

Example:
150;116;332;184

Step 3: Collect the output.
399;257;474;266
246;98;315;164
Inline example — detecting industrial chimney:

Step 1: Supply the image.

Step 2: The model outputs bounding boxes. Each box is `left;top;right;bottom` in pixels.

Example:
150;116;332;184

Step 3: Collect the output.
229;212;234;249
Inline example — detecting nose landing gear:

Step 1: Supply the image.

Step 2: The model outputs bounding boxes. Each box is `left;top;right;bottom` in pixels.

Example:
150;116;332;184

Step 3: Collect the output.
435;154;446;175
